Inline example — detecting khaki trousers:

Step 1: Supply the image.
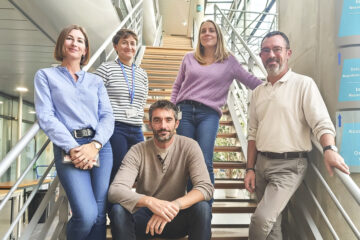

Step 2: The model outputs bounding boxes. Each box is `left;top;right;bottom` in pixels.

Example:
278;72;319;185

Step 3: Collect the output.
248;153;308;240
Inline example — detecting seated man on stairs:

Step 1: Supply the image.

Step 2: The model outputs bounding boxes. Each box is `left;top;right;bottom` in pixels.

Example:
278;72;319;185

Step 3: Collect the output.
108;100;214;240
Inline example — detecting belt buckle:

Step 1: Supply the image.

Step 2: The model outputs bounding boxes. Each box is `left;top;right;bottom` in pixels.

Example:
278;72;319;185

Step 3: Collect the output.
74;130;82;138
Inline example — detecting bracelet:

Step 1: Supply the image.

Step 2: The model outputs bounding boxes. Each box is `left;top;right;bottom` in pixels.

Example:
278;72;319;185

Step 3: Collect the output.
246;168;255;173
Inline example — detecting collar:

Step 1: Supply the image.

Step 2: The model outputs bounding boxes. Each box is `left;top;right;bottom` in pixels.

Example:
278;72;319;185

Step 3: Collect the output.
57;66;85;77
265;68;292;86
153;135;177;159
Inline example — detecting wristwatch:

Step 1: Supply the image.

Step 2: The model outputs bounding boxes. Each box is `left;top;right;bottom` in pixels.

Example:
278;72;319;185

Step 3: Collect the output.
323;145;338;153
92;141;102;151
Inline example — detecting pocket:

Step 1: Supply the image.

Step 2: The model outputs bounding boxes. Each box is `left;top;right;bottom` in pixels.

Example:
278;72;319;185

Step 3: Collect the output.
297;158;308;175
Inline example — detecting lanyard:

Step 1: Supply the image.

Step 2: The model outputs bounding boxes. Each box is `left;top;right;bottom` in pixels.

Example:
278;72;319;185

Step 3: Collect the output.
117;59;135;104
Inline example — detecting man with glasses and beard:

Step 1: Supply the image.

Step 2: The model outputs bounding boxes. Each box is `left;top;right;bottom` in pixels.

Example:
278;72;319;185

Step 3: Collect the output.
108;100;213;240
244;31;350;239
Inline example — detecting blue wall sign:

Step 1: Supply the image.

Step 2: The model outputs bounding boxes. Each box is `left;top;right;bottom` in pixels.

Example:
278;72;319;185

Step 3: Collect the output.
340;123;360;167
339;0;360;37
338;58;360;102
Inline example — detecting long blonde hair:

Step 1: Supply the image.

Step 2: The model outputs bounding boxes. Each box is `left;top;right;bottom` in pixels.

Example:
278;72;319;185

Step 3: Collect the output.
194;20;229;64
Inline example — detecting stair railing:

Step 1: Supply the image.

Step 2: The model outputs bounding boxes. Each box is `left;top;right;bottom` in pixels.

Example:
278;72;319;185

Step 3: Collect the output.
288;137;360;239
214;4;269;159
0;1;144;239
214;4;360;239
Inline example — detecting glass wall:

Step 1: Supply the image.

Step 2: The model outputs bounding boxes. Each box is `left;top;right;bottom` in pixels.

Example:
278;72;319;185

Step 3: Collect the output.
0;93;53;182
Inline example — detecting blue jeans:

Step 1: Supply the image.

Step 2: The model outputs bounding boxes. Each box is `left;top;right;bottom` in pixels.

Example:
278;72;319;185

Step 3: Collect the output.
109;121;144;183
109;201;212;240
53;138;112;240
177;102;219;188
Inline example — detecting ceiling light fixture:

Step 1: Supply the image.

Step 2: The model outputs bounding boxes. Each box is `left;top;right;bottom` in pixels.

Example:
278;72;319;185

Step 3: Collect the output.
15;87;28;92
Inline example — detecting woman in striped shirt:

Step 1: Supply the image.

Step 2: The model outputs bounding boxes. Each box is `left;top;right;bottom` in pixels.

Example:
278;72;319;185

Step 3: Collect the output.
95;29;148;183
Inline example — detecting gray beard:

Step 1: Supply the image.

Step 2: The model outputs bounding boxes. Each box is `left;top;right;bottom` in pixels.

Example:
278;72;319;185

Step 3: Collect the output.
266;63;285;77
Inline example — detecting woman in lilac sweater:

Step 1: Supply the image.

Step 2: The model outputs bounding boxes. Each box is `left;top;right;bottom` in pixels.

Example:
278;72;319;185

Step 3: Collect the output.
171;20;262;197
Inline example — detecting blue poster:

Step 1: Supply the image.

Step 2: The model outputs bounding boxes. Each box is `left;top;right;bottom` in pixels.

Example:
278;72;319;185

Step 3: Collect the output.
338;58;360;102
340;123;360;167
338;0;360;37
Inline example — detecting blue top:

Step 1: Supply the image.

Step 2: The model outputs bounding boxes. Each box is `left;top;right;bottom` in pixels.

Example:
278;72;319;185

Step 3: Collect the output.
34;66;114;153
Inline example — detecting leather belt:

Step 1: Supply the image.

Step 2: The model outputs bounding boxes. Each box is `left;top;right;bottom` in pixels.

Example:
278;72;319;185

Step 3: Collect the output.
259;151;308;159
71;128;95;139
179;100;205;107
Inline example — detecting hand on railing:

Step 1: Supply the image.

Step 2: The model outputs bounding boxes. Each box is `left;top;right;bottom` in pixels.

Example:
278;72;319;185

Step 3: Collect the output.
323;150;350;177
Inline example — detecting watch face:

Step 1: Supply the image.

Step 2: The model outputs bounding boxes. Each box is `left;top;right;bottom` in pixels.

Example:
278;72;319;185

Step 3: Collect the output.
331;145;338;152
93;142;101;149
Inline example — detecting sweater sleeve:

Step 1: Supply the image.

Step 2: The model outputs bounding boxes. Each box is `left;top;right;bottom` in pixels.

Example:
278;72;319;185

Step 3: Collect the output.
108;145;145;212
187;140;214;200
231;56;263;90
302;78;335;141
171;54;188;103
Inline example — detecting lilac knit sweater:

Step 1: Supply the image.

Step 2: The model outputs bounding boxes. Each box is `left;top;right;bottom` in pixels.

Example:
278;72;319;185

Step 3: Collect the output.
171;52;263;116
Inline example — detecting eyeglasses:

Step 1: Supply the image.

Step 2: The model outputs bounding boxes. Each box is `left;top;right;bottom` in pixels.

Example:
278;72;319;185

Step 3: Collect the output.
260;46;288;55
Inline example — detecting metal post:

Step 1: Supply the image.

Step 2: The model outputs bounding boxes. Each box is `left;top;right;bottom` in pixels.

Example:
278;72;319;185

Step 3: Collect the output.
16;93;23;179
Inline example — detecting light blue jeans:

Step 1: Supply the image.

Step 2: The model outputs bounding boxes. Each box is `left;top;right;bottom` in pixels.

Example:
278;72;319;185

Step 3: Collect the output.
177;101;219;191
53;138;112;240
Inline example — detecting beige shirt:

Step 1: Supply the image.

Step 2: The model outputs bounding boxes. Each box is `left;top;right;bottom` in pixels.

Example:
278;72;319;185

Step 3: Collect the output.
248;69;335;152
108;135;214;213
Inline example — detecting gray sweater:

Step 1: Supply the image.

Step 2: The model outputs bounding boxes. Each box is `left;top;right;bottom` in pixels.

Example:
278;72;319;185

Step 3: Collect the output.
108;135;214;212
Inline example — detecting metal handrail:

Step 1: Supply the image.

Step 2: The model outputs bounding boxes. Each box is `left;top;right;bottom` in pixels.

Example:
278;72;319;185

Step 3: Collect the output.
0;123;40;178
311;135;360;205
84;0;143;71
214;4;267;76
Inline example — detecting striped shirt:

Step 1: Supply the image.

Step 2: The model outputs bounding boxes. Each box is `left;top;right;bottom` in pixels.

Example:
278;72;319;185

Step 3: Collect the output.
95;60;148;126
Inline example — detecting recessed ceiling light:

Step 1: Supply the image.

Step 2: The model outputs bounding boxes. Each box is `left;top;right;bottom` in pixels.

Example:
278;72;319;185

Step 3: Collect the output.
15;87;28;92
182;21;187;26
0;101;3;104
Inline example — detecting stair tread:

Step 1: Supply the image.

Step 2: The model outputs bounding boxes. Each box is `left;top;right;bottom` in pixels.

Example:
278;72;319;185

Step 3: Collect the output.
215;179;245;189
213;161;246;168
214;146;242;152
213;201;256;213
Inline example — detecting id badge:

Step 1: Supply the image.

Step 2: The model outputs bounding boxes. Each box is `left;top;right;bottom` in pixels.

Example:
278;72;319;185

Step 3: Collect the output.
126;107;137;118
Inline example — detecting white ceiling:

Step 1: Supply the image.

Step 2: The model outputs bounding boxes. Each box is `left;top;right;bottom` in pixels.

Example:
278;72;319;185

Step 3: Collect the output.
0;0;120;103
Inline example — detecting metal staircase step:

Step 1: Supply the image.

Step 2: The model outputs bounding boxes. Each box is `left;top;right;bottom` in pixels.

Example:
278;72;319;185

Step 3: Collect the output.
148;76;176;82
213;201;256;213
149;83;174;89
141;64;181;71
141;59;182;65
213;161;246;169
214;179;245;189
146;46;193;52
146;70;178;77
211;228;249;240
214;146;241;152
143;55;184;61
148;90;172;96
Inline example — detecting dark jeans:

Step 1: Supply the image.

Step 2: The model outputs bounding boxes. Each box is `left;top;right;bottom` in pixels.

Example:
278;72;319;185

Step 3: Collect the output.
177;102;219;204
109;121;144;183
54;138;112;240
109;201;212;240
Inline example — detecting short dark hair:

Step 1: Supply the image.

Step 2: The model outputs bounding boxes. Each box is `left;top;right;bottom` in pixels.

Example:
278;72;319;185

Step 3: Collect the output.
112;29;138;46
149;100;179;122
261;31;290;49
54;24;90;66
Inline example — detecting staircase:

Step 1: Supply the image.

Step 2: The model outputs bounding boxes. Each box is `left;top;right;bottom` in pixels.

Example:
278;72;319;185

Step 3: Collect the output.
140;35;256;239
